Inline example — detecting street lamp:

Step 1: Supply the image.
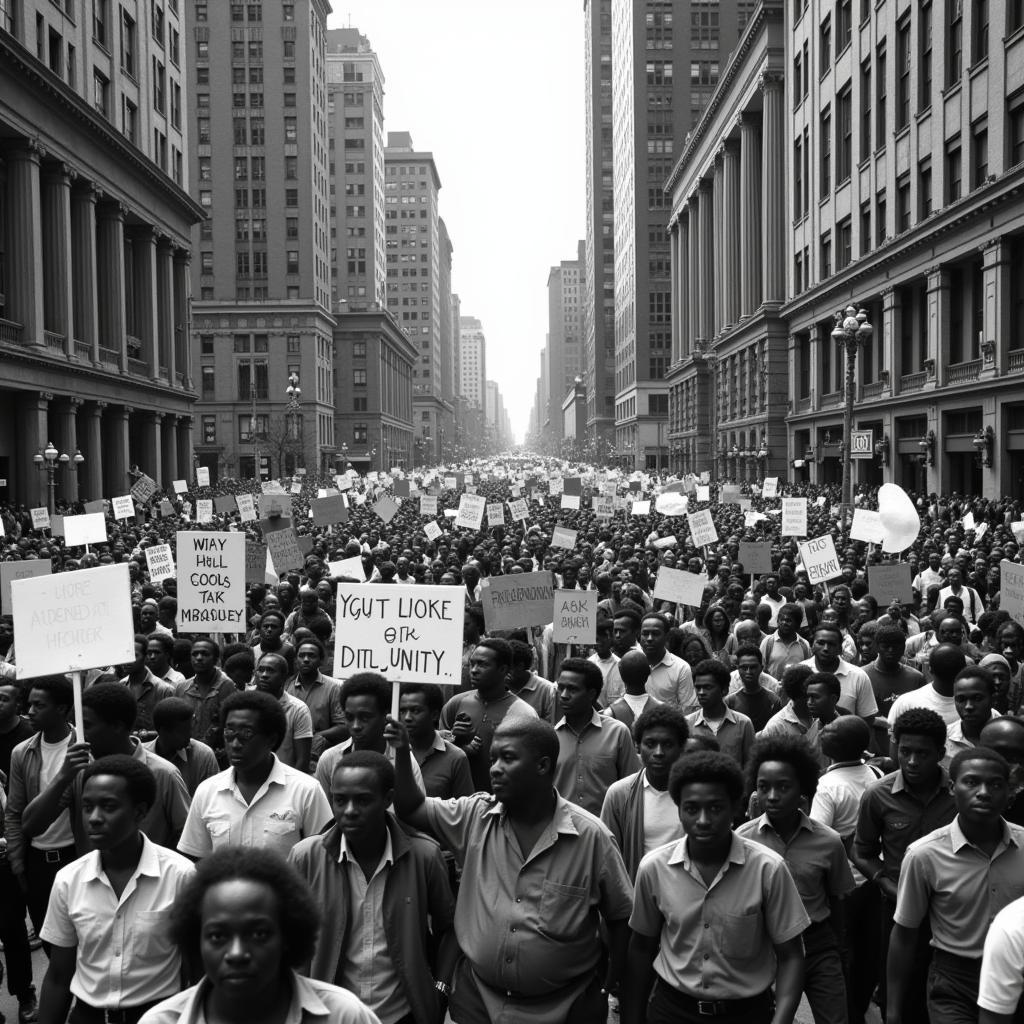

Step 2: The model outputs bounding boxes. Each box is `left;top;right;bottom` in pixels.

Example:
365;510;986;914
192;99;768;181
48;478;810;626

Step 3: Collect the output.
339;442;349;471
972;426;994;468
285;372;301;473
370;447;377;471
830;304;873;531
33;441;84;514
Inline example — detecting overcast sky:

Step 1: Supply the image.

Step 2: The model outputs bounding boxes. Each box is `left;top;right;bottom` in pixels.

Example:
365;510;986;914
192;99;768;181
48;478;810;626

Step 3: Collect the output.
326;1;586;443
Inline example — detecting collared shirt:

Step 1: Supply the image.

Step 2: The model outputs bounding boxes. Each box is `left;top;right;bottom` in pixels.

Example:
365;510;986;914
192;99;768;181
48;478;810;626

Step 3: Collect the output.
629;833;810;1000
894;817;1024;956
978;894;1024;1014
178;755;332;858
315;739;425;800
647;651;697;712
761;633;811;680
422;791;633;1010
336;831;409;1024
120;671;176;732
553;711;640;815
141;737;219;797
285;672;345;736
413;732;474;799
799;657;878;718
853;769;957;886
641;773;682;853
173;673;237;746
736;812;854;923
942;715;999;767
160;667;187;688
686;707;755;767
276;690;314;768
139;972;380;1024
599;643;640;706
725;684;784;733
510;673;558;723
40;835;194;1008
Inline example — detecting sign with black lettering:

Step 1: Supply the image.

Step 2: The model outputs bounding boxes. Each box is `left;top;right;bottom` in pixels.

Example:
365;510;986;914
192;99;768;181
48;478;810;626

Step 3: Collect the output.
176;532;245;630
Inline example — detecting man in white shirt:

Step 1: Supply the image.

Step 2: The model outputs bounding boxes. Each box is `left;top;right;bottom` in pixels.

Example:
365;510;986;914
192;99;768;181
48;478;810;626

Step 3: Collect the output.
178;691;331;860
38;756;194;1024
888;644;967;731
800;624;878;724
640;613;696;712
760;604;812;680
253;653;313;772
937;567;983;625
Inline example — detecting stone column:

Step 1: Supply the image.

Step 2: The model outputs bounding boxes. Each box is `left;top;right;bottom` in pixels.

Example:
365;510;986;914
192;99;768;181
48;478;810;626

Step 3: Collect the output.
982;238;1009;375
54;398;82;504
687;196;700;348
156;237;174;382
161;413;177;486
669;221;681;363
739;113;762;316
20;392;50;507
881;287;897;393
926;266;949;387
42;163;75;355
132;228;159;378
760;71;785;303
6;144;45;346
678;213;690;359
103;407;130;498
97;201;127;371
173;250;191;388
698;180;714;345
722;141;741;327
176;416;193;481
140;411;161;484
81;402;104;502
71;184;100;364
712;154;724;338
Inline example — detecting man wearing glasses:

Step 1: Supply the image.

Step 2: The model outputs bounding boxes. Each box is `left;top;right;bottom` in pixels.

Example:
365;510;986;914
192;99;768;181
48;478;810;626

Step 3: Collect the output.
177;690;331;860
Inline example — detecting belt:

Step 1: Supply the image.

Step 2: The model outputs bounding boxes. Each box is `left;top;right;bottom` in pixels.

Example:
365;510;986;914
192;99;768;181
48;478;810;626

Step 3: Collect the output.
654;979;772;1018
932;949;983;970
74;1001;161;1024
30;845;76;865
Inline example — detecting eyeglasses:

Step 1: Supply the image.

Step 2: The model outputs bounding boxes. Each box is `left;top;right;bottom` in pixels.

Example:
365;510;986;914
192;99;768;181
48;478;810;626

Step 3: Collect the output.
222;727;258;742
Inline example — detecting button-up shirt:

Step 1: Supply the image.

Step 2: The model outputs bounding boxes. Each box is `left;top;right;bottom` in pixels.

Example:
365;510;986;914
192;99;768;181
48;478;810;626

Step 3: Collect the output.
120;671;176;732
894;817;1024;956
141;738;219;797
647;651;697;712
40;835;194;1008
760;633;811;681
553;711;640;815
629;833;810;1000
413;732;474;800
173;673;237;746
178;755;331;859
736;812;854;923
336;831;408;1024
686;707;755;767
799;658;878;718
285;672;345;736
422;792;633;1016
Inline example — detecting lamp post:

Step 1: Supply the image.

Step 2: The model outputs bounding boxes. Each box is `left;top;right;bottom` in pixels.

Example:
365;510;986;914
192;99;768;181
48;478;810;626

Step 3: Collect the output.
285;372;301;474
339;442;349;472
33;441;84;514
830;305;873;532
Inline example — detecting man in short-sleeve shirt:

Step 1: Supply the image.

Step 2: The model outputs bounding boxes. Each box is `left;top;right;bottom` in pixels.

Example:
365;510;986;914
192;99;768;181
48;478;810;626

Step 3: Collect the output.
978;893;1024;1021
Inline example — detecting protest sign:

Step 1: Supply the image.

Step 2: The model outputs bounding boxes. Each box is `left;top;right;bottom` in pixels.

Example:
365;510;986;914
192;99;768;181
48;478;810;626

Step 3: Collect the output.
63;513;106;547
235;493;256;522
180;501;192;520
552;590;597;645
420;495;438;516
720;485;742;505
49;515;64;538
868;563;913;605
1011;522;1024;545
508;498;529;522
487;503;505;527
424;520;443;542
158;499;174;517
480;571;555;631
781;498;808;537
962;511;976;532
329;555;366;581
850;508;886;545
563;477;582;497
12;564;135;679
259;493;292;519
394;479;411;498
974;522;989;542
695;486;710;503
172;480;188;494
112;495;135;521
290;479;302;495
455;493;486;530
739;498;753;512
797;536;844;585
1002;561;1024;628
631;500;651;516
594;497;614;519
130;475;157;504
653;568;708;608
312;494;350;526
550;526;578;550
560;494;581;511
176;532;246;631
145;544;176;583
548;477;563;496
1;559;52;614
196;500;213;524
652;535;678;549
264;526;305;574
444;476;457;489
655;492;688;516
196;467;210;487
333;583;463;684
30;507;50;531
245;542;268;585
738;542;773;575
687;509;718;547
84;500;107;515
214;496;236;515
762;478;779;498
443;509;458;518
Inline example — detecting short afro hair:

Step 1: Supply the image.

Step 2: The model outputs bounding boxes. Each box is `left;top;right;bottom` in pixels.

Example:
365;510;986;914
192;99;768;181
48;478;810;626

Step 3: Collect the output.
332;749;395;795
81;754;157;809
691;659;731;691
745;735;821;800
949;746;1010;782
474;637;513;670
221;690;288;750
668;751;744;805
339;673;391;715
82;682;138;730
632;704;690;747
169;847;320;968
399;682;444;717
892;707;947;750
26;674;73;710
558;657;604;695
152;696;197;730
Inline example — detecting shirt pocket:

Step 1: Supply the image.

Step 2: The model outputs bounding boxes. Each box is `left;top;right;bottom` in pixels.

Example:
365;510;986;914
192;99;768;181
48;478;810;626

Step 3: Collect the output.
717;910;765;962
133;909;176;960
207;817;232;847
263;815;300;844
538;880;590;941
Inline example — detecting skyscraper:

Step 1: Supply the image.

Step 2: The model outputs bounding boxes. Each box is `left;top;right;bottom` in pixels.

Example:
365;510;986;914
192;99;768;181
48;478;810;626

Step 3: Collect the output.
186;0;336;481
544;247;584;450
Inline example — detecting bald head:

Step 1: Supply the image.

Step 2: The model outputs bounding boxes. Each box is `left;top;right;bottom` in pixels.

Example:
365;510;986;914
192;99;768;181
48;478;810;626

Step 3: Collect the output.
618;650;651;690
980;717;1024;765
929;643;967;688
820;715;871;763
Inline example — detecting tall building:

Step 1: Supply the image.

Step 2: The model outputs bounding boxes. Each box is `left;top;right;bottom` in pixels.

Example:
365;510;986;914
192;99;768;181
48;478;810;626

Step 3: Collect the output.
666;1;788;481
0;0;202;505
544;246;584;450
582;0;616;450
438;215;455;450
784;0;1024;499
459;314;487;456
384;132;453;464
327;28;415;474
610;0;753;470
187;0;336;481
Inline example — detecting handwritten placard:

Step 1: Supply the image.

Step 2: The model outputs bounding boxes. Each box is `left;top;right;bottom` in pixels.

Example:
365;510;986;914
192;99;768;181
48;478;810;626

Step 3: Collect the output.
30;508;50;531
196;500;213;524
487;503;505;527
687;509;718;548
480;571;555;631
130;475;157;504
552;589;597;645
176;532;246;630
195;466;210;487
455;493;486;530
1;560;51;614
264;526;304;574
850;508;886;545
235;493;256;522
508;498;529;522
1002;561;1024;628
782;498;808;537
797;535;844;585
652;568;708;607
112;495;135;521
868;563;913;605
424;520;443;542
245;542;268;585
550;526;578;550
420;495;438;517
145;543;176;583
762;477;779;498
373;495;399;525
561;494;581;511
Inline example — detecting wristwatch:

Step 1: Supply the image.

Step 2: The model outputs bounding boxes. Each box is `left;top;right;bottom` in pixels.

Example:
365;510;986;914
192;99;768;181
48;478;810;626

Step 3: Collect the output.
435;980;452;1000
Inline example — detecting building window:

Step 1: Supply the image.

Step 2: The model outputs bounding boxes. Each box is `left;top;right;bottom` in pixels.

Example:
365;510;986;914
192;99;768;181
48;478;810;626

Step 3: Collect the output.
820;14;831;75
896;16;911;129
353;369;367;386
875;190;887;245
837;217;852;270
93;68;110;117
836;85;852;183
820;106;831;197
793;137;804;218
946;136;962;202
120;10;136;76
200;334;214;355
896;174;911;232
860;201;871;256
1012;0;1024;33
285;189;298;207
972;0;989;63
286;217;298;239
201;365;215;397
201;415;216;444
972;119;989;186
860;58;872;157
836;0;851;52
287;334;301;353
875;40;887;150
820;231;832;279
918;159;933;219
284;116;297;142
286;250;299;274
352;341;367;358
919;1;933;111
93;0;109;46
947;0;962;86
250;118;264;145
1010;95;1024;167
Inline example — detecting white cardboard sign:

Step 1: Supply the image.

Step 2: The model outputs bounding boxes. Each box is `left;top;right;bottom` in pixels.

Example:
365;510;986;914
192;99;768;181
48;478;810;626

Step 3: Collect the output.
550;526;578;550
424;520;443;542
508;498;529;522
176;532;246;631
196;499;213;524
782;498;808;538
63;513;107;547
172;479;188;494
30;508;50;531
236;493;257;522
329;555;366;581
552;589;597;645
850;508;885;544
145;543;176;582
455;493;486;530
196;467;210;487
561;494;581;511
653;568;709;607
797;535;844;585
420;495;438;516
762;477;779;498
112;495;135;521
1;560;52;614
687;509;718;548
487;503;505;527
631;500;651;516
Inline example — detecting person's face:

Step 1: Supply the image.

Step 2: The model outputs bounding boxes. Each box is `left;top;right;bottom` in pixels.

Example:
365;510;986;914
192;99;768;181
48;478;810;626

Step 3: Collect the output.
399;692;436;741
929;554;941;569
765;576;780;597
81;774;145;850
896;732;944;787
954;677;994;729
27;688;67;733
812;631;841;667
738;600;757;621
595;627;613;659
562;566;578;588
694;675;726;711
557;672;595;720
776;609;797;637
638;726;683;783
639;619;667;660
0;684;20;726
937;619;964;645
121;639;146;676
223;709;274;771
343;695;385;747
613;617;638;653
295;644;322;677
948;568;962;587
260;617;283;643
677;781;738;850
331;766;390;841
469;646;505;692
254;657;287;697
999;629;1024;670
989;661;1012;691
877;634;906;666
489;733;543;805
191;642;217;676
683;640;707;667
805;683;837;720
953;758;1009;825
146;640;170;674
199;880;284;1001
737;655;761;687
82;706;123;758
0;619;12;651
856;630;878;664
756;761;803;823
139;604;158;630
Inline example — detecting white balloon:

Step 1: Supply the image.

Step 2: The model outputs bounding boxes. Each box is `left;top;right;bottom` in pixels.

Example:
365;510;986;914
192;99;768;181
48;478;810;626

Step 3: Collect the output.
878;483;921;552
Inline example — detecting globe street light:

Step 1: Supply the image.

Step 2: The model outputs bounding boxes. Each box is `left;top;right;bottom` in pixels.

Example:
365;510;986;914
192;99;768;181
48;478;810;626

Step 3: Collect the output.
285;372;302;472
33;441;85;514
